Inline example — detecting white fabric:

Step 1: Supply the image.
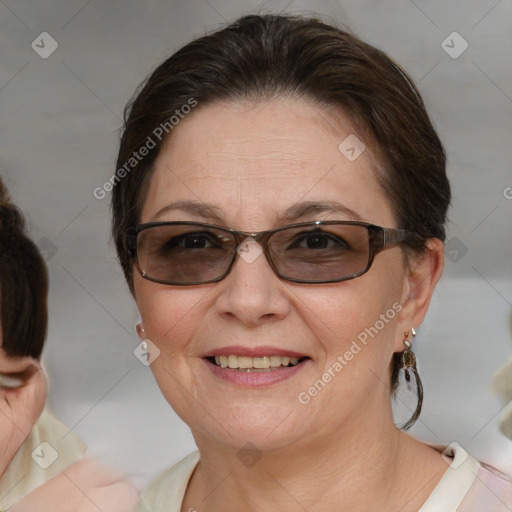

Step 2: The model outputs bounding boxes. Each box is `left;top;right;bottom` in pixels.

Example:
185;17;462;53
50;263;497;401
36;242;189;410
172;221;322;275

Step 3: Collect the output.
0;408;86;510
135;451;200;512
135;444;511;511
493;357;512;439
419;444;479;511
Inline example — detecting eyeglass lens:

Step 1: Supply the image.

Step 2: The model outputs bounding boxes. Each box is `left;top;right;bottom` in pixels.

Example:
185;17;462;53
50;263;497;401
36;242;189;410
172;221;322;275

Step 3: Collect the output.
135;223;372;284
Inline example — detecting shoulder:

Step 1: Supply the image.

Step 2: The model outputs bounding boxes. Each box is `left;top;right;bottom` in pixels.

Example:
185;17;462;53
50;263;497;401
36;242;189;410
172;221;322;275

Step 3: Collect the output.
460;462;512;510
136;451;201;512
420;443;512;511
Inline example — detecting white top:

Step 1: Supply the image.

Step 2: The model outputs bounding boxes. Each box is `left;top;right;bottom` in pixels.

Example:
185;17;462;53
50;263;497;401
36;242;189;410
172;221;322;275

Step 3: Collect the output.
0;408;86;510
136;444;512;511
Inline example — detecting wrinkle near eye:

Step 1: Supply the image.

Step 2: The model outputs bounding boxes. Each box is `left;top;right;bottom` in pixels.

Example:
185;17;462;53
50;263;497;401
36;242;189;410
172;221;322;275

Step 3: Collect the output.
0;353;39;376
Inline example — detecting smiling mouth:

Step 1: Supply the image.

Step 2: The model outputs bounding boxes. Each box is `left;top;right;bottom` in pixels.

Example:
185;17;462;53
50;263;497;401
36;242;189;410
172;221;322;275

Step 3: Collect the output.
206;355;309;372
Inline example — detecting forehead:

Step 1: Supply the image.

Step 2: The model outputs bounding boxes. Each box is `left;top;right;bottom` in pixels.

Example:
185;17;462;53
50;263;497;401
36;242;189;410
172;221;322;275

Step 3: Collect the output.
142;98;395;228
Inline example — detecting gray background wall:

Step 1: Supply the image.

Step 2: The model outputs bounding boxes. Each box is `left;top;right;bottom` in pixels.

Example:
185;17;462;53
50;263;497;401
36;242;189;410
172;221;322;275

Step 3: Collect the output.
1;0;511;487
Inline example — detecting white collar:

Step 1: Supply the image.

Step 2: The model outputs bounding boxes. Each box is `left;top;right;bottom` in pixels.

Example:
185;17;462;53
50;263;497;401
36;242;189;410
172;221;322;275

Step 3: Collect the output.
419;443;480;511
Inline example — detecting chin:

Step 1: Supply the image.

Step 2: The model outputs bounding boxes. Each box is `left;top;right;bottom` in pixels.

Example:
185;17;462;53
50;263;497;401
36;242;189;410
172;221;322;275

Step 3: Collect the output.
191;404;306;452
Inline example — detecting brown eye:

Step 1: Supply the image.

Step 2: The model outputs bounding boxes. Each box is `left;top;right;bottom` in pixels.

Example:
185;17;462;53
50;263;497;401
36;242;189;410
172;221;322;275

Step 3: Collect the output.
177;233;216;249
289;231;349;251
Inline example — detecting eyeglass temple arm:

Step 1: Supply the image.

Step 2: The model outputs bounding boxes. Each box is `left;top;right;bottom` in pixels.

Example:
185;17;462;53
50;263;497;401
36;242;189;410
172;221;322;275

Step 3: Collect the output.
125;228;137;256
382;228;413;247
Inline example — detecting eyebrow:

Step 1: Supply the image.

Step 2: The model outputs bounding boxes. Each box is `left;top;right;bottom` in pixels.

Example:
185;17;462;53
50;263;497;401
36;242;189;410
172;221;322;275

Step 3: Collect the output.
151;200;226;224
150;200;363;224
280;201;363;223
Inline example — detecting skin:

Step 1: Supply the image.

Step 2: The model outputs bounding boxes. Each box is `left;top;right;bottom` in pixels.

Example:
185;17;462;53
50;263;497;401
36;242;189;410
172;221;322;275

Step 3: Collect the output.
0;328;137;511
12;458;139;512
0;345;46;480
133;97;447;512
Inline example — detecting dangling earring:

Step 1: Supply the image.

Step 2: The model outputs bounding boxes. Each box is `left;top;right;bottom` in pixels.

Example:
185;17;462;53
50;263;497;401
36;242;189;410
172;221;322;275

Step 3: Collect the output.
400;327;424;430
402;327;416;383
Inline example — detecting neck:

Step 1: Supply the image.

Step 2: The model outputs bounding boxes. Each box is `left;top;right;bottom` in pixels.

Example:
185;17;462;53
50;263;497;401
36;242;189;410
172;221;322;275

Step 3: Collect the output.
185;410;443;512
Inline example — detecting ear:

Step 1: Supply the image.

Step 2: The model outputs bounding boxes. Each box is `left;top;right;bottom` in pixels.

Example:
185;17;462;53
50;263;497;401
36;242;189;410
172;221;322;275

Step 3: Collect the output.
394;238;444;352
136;322;145;340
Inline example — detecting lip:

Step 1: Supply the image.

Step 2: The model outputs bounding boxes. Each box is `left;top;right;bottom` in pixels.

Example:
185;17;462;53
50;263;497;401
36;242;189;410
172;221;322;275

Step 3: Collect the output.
203;345;308;358
202;351;311;387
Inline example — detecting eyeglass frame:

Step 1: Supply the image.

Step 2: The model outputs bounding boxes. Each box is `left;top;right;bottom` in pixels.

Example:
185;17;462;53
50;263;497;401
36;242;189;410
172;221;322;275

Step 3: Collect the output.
125;220;419;286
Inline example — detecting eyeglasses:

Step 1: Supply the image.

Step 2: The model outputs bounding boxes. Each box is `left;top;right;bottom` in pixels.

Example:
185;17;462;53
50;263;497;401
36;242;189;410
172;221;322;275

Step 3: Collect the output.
125;221;417;286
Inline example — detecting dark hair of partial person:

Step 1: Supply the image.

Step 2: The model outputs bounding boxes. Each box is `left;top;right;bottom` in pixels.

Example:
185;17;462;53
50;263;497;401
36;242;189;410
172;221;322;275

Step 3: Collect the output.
0;178;48;359
111;14;451;427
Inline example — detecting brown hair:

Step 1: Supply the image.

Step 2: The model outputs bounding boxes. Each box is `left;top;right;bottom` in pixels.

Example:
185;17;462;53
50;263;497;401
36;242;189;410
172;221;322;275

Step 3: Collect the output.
111;14;451;426
0;178;48;359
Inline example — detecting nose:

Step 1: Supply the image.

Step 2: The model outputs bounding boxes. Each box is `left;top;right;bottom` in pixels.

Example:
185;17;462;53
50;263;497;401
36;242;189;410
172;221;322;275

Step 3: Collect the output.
214;237;290;326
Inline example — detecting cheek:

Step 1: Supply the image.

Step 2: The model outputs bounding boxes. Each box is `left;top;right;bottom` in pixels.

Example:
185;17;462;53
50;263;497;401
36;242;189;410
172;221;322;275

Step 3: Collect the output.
134;277;210;355
293;284;402;414
0;369;46;441
296;269;403;367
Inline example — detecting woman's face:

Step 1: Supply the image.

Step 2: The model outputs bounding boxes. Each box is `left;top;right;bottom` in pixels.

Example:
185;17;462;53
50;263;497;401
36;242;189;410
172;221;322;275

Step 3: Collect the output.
0;332;46;477
134;98;420;451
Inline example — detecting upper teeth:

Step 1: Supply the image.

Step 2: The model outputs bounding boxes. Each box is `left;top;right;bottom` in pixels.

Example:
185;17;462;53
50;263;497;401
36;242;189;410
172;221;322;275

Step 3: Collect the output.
214;355;300;369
